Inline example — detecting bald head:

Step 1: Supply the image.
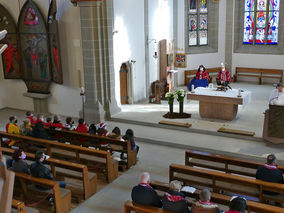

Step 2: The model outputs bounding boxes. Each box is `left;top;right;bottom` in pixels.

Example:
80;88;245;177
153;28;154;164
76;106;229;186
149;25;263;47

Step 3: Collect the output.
140;172;150;184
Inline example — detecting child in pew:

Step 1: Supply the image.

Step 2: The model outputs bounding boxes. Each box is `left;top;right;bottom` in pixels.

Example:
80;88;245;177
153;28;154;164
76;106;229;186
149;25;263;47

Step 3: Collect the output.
97;122;109;147
65;117;76;130
76;118;88;143
122;129;139;156
5;115;20;147
30;150;66;189
45;117;52;127
11;148;30;175
88;123;97;134
20;119;32;136
225;196;246;213
25;111;35;125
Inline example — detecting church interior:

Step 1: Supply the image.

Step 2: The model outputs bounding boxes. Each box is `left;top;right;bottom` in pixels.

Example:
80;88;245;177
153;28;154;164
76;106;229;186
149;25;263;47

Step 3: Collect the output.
1;0;284;212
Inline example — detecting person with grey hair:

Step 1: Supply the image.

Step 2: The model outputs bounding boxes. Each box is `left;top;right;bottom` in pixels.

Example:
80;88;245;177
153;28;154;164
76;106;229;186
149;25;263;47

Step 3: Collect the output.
191;188;221;213
162;180;190;213
131;172;162;207
256;154;284;195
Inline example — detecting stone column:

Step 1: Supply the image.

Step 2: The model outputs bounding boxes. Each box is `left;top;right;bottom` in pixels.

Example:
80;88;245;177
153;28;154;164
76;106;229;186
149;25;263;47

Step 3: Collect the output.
225;0;234;73
76;0;120;123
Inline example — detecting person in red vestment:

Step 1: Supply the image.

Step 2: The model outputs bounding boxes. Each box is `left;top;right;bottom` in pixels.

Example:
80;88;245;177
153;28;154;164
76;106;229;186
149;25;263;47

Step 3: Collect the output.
217;63;232;87
76;118;88;143
25;111;35;125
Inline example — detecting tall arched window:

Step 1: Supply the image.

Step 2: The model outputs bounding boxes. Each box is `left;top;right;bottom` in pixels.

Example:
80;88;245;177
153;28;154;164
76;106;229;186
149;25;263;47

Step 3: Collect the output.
243;0;280;45
188;0;208;46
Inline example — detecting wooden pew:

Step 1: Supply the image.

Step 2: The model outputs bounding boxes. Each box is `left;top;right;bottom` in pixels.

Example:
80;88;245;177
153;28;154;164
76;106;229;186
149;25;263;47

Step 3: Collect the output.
170;163;284;204
234;67;283;84
12;200;39;213
124;200;172;213
184;67;220;86
14;172;71;213
43;127;137;169
3;147;97;200
185;150;284;178
0;131;118;183
150;181;284;213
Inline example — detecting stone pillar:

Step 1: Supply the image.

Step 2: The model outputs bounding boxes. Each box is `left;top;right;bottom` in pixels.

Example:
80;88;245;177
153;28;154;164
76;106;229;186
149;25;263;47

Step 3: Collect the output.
23;93;51;114
225;0;234;73
76;0;120;123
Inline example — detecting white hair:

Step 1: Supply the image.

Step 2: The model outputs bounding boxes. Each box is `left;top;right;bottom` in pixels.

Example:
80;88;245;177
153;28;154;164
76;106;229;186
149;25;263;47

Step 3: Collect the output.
140;172;150;183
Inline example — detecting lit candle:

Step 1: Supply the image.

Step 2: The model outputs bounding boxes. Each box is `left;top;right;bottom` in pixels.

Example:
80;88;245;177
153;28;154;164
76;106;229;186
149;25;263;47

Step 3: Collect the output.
238;88;241;97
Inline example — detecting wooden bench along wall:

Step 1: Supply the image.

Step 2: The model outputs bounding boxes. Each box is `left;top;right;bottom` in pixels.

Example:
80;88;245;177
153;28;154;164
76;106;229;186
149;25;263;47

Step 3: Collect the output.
0;132;118;183
124;200;173;213
170;163;284;204
14;172;71;213
184;67;221;86
185;150;284;178
3;147;97;200
43;127;137;169
234;67;283;85
150;181;284;213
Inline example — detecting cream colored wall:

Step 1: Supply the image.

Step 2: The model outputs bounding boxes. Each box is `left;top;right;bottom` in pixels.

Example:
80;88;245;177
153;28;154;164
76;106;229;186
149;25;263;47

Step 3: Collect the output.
0;0;84;117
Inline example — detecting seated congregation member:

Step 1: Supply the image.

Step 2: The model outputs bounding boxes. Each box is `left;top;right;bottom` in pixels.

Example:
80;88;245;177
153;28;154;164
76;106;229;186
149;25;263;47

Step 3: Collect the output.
30;150;66;188
269;83;284;106
187;65;209;91
131;172;162;208
25;111;35;125
97;122;109;147
20;119;32;136
76;118;88;143
88;123;97;134
217;63;231;87
226;197;246;213
5;115;20;146
256;154;284;195
162;180;189;213
11;149;30;175
31;121;49;140
52;115;64;129
45;117;52;127
191;189;220;213
34;114;46;125
108;126;122;140
65;117;76;130
123;129;139;154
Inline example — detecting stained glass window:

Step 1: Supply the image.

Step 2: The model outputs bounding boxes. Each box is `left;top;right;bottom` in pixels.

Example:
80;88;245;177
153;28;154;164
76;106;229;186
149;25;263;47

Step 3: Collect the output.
188;0;208;46
243;0;280;45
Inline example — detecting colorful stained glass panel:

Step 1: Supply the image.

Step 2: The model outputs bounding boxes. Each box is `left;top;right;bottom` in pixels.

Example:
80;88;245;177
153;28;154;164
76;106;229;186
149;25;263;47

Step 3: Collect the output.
200;0;207;13
255;28;266;44
245;0;255;11
189;31;197;46
267;27;278;44
199;31;208;45
257;0;267;11
268;11;279;28
256;12;266;28
199;15;207;30
269;0;280;10
243;28;254;44
189;15;197;31
189;0;197;13
244;12;254;28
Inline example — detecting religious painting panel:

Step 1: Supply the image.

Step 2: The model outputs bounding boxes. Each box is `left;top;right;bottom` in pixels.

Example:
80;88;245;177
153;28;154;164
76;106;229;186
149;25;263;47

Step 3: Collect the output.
189;0;197;13
255;28;266;44
18;0;51;94
0;4;20;79
48;0;63;84
243;11;254;44
199;14;207;30
189;31;197;46
245;0;255;11
189;15;197;31
257;0;267;11
174;53;187;68
199;30;208;45
199;0;207;13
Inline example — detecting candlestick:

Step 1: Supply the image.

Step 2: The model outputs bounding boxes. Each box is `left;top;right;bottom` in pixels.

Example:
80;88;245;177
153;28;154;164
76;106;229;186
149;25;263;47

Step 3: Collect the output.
238;88;241;97
191;85;195;93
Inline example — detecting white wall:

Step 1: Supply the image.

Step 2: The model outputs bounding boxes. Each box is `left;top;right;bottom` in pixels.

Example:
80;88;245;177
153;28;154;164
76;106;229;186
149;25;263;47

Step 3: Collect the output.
0;0;83;117
176;0;226;85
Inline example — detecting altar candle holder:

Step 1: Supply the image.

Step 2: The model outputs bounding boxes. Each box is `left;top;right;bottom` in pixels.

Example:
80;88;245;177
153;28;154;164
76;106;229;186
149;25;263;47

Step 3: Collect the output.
191;85;195;93
237;88;242;97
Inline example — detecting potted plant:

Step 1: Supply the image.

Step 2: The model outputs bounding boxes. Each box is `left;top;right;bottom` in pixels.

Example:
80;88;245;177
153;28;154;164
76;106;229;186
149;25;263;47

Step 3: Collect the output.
175;89;186;114
165;92;176;114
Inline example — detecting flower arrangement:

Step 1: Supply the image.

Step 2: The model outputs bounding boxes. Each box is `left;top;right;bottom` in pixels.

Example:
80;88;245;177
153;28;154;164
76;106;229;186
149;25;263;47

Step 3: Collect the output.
165;92;177;105
175;89;187;103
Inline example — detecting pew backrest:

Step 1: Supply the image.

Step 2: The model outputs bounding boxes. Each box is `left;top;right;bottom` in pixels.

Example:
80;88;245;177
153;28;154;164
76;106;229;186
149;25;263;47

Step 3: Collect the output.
124;200;173;213
184;67;221;85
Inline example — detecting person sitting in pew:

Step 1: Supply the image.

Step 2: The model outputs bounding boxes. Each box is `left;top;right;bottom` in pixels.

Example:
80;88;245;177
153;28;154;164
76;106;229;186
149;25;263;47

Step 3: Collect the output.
5;115;20;147
131;172;162;208
65;117;76;130
88;123;97;134
34;114;47;126
226;196;246;213
30;150;66;189
108;127;126;159
25;111;35;125
52;115;64;130
11;148;30;175
97;122;109;147
31;121;49;140
76;118;88;143
45;117;52;127
20;119;32;136
256;154;284;195
162;180;190;213
123;129;139;155
191;189;221;213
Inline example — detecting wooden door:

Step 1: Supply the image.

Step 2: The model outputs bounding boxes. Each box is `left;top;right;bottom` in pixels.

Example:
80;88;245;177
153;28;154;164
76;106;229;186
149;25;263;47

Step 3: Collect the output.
120;63;128;104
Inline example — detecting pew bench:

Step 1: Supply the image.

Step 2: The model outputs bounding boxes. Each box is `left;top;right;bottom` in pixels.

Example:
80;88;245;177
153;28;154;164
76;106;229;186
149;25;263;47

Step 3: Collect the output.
234;67;283;85
185;150;284;178
184;67;220;86
124;200;172;213
170;163;284;204
14;172;71;213
0;131;118;183
12;200;39;213
150;181;284;213
3;147;97;200
43;127;137;169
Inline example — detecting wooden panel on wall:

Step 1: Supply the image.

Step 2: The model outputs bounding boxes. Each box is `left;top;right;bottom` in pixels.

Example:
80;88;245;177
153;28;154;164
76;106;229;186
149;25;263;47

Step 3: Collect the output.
159;39;167;82
120;63;128;105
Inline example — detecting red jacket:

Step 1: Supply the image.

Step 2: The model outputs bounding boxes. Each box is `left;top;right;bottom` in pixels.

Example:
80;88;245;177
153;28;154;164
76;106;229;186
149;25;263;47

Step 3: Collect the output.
34;119;47;126
196;70;209;81
76;124;88;143
52;122;64;129
217;70;231;82
26;116;35;125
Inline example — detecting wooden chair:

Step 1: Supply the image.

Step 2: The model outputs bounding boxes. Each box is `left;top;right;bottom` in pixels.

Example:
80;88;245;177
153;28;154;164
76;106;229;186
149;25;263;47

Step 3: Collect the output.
14;172;71;213
124;200;172;213
185;150;284;178
3;147;97;200
0;131;118;183
43;127;137;169
170;163;284;204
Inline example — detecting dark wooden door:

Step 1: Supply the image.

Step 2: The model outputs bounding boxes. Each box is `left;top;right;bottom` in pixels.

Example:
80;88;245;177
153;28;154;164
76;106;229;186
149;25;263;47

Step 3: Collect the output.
120;63;128;104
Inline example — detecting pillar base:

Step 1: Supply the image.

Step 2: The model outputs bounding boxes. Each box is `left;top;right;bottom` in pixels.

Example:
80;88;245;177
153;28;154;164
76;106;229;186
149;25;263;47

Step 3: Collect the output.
23;92;51;114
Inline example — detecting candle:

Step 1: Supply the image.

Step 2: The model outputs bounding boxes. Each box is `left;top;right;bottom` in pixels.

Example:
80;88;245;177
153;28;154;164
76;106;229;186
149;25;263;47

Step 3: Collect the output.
191;85;195;92
238;88;241;97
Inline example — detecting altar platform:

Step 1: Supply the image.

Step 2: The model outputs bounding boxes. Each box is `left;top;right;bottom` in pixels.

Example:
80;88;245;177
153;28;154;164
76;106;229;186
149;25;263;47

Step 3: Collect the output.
111;83;274;139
